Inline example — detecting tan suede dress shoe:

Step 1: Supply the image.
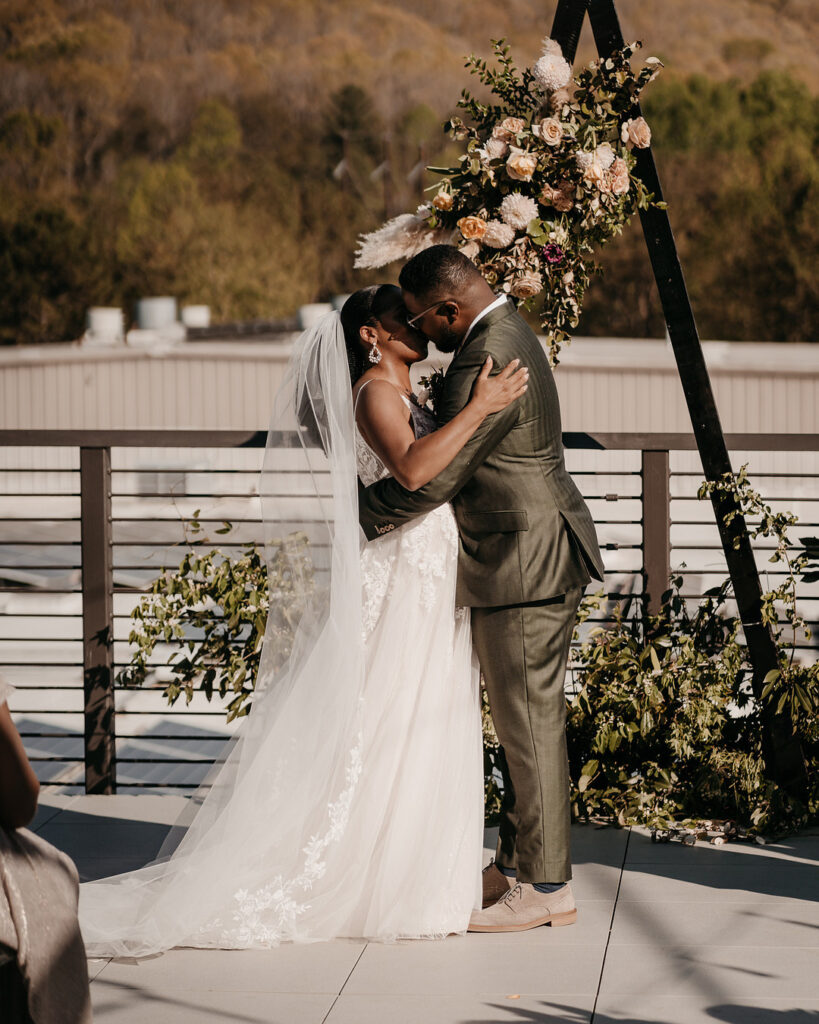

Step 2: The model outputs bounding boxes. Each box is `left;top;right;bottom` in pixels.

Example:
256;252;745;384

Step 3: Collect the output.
468;881;577;932
481;860;515;908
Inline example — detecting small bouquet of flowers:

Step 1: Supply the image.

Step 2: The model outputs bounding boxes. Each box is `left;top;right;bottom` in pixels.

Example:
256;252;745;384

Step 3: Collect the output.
356;37;663;363
416;366;446;416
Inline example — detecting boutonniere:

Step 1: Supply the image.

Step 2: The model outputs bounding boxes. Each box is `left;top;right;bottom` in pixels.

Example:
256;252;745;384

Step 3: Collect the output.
417;366;446;417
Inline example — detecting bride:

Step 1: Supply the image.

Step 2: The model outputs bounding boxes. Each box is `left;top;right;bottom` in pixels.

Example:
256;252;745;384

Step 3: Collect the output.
79;284;527;955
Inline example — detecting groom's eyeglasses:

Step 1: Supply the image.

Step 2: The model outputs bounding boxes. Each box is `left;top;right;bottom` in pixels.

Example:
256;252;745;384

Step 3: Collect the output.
405;299;450;329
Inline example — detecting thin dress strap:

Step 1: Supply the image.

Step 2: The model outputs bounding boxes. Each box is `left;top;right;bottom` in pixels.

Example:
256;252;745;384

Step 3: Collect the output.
354;378;411;415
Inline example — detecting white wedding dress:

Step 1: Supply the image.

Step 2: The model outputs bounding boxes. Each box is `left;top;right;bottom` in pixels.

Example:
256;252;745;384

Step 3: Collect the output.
79;315;483;955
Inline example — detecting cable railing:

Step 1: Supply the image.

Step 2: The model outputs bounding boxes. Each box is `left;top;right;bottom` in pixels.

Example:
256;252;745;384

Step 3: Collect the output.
1;429;817;795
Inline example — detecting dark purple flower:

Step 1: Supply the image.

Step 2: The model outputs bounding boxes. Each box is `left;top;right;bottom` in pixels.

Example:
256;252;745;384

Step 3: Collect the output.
543;243;564;264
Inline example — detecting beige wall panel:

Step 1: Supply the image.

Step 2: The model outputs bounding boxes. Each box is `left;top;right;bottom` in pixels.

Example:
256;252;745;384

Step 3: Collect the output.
0;340;816;434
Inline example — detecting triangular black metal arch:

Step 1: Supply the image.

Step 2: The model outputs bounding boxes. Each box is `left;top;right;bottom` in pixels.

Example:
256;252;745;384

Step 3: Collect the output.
550;0;806;794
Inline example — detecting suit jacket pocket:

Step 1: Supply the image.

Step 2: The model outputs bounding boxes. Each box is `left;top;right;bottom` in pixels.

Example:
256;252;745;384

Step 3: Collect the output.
461;509;529;534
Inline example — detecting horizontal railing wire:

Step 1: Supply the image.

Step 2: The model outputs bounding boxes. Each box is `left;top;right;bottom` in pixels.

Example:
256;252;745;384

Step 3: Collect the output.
1;431;816;791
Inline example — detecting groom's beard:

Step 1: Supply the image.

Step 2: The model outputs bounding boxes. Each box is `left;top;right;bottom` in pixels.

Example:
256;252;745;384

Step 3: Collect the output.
432;326;462;353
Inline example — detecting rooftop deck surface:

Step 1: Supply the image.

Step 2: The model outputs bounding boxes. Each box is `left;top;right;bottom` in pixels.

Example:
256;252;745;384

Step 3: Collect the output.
31;794;819;1024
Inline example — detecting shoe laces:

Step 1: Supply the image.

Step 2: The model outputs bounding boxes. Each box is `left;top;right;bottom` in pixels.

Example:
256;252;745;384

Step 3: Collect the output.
501;882;523;906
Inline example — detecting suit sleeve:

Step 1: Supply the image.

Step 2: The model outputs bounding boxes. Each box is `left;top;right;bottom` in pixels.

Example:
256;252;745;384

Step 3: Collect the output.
357;350;520;541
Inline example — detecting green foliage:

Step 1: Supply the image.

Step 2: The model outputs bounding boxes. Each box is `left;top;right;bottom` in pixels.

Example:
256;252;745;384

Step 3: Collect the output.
566;469;819;836
0;204;104;345
579;71;819;340
120;474;817;833
118;518;314;722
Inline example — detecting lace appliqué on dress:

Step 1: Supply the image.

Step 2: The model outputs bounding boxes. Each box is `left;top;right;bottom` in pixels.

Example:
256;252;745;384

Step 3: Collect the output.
361;548;397;639
196;725;365;947
399;512;456;610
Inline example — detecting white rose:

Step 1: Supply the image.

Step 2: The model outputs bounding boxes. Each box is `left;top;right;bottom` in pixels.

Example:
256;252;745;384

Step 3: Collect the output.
595;142;615;169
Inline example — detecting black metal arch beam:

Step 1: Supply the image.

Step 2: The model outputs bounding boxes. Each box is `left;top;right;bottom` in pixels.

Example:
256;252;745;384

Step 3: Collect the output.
549;0;807;794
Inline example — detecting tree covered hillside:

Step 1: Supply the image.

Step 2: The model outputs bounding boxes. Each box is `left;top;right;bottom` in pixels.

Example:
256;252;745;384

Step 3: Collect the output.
0;0;817;343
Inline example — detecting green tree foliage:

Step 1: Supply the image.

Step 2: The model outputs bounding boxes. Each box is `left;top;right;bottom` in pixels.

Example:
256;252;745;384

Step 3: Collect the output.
0;1;816;342
0;205;103;345
578;72;819;340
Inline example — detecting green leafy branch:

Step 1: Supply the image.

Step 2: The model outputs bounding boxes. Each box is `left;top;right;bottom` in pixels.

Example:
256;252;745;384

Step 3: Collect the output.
117;518;313;722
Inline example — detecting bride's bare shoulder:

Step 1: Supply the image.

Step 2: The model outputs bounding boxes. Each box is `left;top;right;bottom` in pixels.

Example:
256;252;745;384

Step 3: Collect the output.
353;376;404;413
353;378;413;448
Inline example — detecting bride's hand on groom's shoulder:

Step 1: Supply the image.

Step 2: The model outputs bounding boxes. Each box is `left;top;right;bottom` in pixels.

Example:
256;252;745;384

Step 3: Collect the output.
470;356;529;416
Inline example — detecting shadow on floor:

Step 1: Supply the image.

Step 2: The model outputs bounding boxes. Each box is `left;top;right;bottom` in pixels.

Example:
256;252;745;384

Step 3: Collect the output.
462;1002;819;1024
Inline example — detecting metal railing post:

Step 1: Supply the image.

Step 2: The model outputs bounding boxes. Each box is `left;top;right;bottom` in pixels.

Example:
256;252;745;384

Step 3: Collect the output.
80;446;116;793
641;449;671;616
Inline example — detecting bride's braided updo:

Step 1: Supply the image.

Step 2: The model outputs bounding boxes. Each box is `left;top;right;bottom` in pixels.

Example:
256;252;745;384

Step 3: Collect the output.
339;284;401;384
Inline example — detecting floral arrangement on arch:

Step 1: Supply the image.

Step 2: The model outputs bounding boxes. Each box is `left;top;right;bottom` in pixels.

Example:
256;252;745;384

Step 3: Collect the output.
355;37;664;363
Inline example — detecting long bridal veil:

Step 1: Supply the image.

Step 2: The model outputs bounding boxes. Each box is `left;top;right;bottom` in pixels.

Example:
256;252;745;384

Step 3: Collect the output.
80;313;368;956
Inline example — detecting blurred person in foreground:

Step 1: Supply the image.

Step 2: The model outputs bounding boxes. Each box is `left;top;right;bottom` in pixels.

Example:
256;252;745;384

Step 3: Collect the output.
0;673;92;1024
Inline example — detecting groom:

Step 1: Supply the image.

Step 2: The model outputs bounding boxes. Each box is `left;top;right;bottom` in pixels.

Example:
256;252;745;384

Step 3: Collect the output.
357;244;603;932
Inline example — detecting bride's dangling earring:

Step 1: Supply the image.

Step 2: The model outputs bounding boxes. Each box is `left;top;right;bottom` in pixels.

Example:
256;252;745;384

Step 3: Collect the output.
369;342;382;365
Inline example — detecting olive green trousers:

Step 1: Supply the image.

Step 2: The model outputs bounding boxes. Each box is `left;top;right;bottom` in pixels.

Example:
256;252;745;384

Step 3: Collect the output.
472;587;583;884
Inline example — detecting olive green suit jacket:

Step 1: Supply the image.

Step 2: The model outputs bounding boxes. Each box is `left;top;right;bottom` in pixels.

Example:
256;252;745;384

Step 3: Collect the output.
358;299;604;607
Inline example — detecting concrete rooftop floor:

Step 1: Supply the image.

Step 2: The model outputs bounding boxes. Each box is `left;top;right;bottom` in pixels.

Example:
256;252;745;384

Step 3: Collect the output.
30;793;819;1024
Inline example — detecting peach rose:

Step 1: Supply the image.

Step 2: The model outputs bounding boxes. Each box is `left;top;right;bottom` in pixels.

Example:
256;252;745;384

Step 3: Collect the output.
621;116;651;149
493;116;526;143
609;157;630;195
457;215;488;241
432;191;454;211
582;160;605;186
506;148;538;182
535;117;563;146
540;181;575;212
510;271;543;299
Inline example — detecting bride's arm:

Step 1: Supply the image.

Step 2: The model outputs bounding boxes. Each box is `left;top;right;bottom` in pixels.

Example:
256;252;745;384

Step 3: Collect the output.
355;358;528;491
